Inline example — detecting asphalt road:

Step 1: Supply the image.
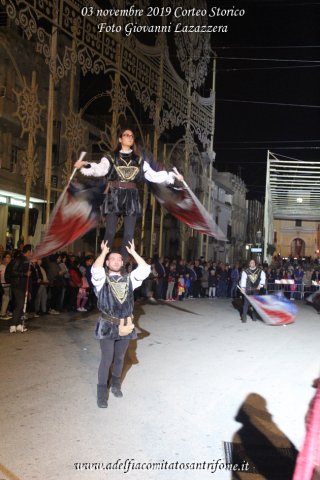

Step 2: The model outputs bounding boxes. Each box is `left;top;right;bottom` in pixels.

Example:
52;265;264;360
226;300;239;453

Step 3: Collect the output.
1;298;319;480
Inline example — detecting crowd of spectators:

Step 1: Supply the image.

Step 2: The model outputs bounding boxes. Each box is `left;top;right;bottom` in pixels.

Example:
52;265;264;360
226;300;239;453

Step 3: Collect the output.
0;244;96;321
1;241;320;324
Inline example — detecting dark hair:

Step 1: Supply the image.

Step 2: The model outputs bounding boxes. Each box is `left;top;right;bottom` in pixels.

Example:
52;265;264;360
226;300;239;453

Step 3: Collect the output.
113;127;141;156
106;251;123;261
22;244;32;254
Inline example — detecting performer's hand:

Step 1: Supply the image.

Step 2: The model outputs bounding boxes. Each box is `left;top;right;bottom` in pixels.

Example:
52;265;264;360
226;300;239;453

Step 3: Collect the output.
174;173;184;182
119;317;134;336
74;159;87;169
100;240;110;255
126;239;136;256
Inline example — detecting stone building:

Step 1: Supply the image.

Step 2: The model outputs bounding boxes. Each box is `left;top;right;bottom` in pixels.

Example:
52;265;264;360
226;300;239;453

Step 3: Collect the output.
212;170;247;263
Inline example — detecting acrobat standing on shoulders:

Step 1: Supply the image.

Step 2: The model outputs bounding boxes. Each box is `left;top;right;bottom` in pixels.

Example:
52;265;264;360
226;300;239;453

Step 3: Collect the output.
74;127;183;257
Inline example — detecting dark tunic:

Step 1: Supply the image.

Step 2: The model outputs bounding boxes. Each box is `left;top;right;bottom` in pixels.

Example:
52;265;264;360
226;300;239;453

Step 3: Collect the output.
102;151;144;216
95;274;137;341
245;267;262;294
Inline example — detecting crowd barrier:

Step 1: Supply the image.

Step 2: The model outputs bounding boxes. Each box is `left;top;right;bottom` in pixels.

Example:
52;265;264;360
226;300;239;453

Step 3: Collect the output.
266;279;320;300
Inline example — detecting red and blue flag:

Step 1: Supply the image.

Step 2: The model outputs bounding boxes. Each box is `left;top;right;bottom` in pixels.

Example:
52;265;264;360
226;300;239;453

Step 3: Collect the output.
244;292;297;325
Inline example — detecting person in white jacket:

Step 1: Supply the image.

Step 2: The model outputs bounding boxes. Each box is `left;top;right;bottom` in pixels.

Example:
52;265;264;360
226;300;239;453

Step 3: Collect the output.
74;128;183;256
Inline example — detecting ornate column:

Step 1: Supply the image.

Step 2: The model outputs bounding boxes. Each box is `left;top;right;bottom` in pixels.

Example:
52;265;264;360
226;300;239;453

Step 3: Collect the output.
149;33;165;258
45;5;59;224
158;143;166;256
13;72;44;242
172;1;211;259
62;20;86;185
140;133;150;256
205;57;216;260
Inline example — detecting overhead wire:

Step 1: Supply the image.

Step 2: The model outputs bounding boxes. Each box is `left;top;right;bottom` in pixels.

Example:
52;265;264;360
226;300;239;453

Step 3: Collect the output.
218;64;320;72
216;99;320;108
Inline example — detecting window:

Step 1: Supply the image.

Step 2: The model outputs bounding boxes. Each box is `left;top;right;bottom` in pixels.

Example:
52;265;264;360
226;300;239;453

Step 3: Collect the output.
295;220;302;227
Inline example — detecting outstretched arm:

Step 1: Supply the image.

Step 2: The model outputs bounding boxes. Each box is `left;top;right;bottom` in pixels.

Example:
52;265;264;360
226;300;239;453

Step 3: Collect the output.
74;156;111;177
143;161;184;185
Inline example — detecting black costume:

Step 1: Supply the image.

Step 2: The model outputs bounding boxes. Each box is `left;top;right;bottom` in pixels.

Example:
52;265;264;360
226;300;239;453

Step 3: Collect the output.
81;150;175;256
92;263;150;408
240;266;266;323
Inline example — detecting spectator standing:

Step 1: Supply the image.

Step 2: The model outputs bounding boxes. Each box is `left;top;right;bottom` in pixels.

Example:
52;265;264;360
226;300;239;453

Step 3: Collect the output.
34;259;49;314
0;251;12;319
230;264;240;298
77;271;89;312
166;264;176;301
8;244;33;333
177;274;185;301
68;258;83;311
200;265;209;297
154;256;167;300
208;267;217;298
45;254;63;314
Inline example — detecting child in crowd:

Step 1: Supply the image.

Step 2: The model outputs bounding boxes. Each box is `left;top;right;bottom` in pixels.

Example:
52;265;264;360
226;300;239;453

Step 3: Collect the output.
178;274;185;301
166;265;176;301
184;273;190;299
208;268;217;298
77;273;89;312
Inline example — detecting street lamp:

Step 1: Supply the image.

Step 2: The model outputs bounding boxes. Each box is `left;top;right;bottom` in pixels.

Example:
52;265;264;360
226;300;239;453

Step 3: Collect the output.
256;230;263;264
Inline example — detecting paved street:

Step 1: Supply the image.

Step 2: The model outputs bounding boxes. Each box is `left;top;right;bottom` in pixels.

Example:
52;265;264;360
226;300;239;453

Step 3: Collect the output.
1;298;320;480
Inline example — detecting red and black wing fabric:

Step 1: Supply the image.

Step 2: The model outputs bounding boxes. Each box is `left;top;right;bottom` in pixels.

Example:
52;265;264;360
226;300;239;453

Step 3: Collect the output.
144;150;226;240
150;182;226;240
33;180;105;259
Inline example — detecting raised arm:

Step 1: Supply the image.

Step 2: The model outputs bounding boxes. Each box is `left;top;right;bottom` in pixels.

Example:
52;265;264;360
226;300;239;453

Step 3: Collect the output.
126;240;147;267
93;241;110;268
91;241;110;292
126;240;151;289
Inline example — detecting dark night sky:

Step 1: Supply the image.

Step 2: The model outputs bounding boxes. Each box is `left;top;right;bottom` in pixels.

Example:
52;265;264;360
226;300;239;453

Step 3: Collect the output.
210;0;320;199
80;1;320;200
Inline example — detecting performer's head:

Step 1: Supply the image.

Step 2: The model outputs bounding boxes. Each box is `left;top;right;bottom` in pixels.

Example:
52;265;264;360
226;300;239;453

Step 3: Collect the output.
248;259;256;270
22;244;33;258
106;251;124;274
115;127;140;155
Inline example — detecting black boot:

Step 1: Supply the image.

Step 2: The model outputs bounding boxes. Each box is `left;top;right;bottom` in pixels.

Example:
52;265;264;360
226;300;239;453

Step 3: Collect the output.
111;376;123;398
97;384;108;408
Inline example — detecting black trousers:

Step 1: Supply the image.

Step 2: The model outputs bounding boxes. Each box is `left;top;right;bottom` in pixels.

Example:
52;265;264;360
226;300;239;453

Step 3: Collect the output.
104;214;137;257
98;337;130;385
242;289;259;316
11;286;26;326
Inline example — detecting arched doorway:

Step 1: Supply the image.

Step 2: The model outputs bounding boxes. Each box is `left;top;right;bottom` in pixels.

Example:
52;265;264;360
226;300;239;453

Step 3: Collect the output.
291;238;305;257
